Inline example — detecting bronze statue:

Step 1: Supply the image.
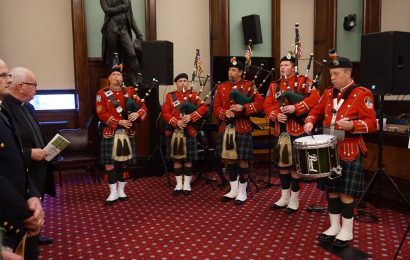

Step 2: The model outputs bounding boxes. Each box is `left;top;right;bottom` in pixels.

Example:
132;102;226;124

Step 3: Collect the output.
100;0;143;86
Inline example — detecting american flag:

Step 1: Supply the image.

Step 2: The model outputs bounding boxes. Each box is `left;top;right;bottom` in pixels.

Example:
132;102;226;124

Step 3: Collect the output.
196;54;204;75
294;42;303;59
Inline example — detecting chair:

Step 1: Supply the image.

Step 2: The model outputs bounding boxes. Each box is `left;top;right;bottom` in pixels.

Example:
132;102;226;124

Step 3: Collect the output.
54;128;98;186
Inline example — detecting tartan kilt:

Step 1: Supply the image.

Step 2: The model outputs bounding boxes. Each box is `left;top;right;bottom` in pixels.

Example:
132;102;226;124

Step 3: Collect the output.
215;132;253;160
316;155;364;198
166;135;198;161
100;136;137;165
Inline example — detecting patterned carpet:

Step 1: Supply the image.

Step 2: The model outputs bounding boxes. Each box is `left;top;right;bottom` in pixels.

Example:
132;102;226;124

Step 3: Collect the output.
39;170;409;259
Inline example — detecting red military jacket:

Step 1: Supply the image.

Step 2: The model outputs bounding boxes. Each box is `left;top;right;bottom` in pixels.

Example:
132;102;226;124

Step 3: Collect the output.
161;89;208;137
305;81;377;161
213;80;264;133
263;75;320;137
96;86;147;138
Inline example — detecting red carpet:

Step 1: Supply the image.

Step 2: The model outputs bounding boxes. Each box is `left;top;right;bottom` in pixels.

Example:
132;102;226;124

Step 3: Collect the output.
39;170;409;259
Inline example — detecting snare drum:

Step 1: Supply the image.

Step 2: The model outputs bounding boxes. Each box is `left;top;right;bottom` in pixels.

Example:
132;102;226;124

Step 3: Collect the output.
293;134;340;178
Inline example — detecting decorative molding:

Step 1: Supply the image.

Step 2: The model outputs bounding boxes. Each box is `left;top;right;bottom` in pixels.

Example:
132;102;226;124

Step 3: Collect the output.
71;0;90;128
145;0;157;40
209;0;230;57
271;0;280;76
313;0;337;91
363;0;381;34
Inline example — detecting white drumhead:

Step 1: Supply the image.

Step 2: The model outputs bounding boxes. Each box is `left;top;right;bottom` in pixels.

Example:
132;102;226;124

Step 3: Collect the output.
294;134;336;145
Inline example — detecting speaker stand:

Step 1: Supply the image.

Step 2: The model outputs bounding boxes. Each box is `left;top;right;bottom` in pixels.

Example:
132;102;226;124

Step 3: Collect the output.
138;131;172;186
356;95;410;223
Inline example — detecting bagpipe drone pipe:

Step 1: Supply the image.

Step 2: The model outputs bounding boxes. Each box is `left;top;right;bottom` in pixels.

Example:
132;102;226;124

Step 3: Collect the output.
123;74;159;122
274;41;327;127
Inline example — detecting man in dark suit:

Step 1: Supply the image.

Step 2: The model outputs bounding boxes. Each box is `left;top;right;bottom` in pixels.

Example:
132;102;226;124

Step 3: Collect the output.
0;59;44;259
2;67;55;245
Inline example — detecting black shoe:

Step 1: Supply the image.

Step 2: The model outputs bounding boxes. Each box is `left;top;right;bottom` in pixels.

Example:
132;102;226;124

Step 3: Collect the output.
332;238;351;248
173;189;183;195
182;190;191;195
235;199;246;205
285;207;297;214
39;236;54;245
317;233;336;244
105;199;118;205
119;196;128;201
270;203;286;210
221;196;235;202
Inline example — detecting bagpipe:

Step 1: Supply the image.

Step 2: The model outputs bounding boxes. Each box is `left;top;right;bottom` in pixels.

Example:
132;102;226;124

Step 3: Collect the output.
114;74;159;126
229;40;275;106
124;74;159;115
276;23;308;106
276;23;328;106
175;49;213;131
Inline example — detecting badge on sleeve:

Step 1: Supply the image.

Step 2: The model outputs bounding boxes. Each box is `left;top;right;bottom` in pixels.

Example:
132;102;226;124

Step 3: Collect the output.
364;96;373;109
96;95;101;102
96;105;102;113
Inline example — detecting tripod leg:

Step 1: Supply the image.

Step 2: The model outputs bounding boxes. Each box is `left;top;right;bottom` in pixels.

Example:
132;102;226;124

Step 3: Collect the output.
158;140;172;187
247;177;254;198
216;163;228;189
394;223;410;260
383;170;410;207
306;186;326;213
356;168;380;208
248;175;260;193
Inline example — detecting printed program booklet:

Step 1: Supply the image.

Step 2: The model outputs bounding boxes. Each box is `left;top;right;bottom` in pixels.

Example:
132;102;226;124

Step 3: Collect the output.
44;133;70;161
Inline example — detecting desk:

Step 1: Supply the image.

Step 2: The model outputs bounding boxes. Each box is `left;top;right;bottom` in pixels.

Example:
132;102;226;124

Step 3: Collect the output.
363;124;410;181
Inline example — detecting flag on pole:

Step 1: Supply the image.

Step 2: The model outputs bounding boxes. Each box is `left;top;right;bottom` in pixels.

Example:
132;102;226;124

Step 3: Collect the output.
294;42;303;59
111;52;123;71
196;54;204;75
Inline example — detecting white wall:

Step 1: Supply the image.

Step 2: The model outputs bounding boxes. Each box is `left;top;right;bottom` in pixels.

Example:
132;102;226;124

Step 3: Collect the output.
280;0;314;78
381;0;410;32
156;0;210;104
0;0;75;90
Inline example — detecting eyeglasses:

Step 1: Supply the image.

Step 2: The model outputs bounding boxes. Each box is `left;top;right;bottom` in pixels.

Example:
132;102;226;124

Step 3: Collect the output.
21;82;38;88
0;72;12;79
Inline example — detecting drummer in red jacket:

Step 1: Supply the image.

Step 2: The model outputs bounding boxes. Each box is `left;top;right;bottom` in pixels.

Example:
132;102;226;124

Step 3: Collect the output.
304;55;377;247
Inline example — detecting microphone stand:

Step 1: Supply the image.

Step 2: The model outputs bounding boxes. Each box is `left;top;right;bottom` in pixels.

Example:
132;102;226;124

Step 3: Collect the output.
356;94;410;223
191;89;225;190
